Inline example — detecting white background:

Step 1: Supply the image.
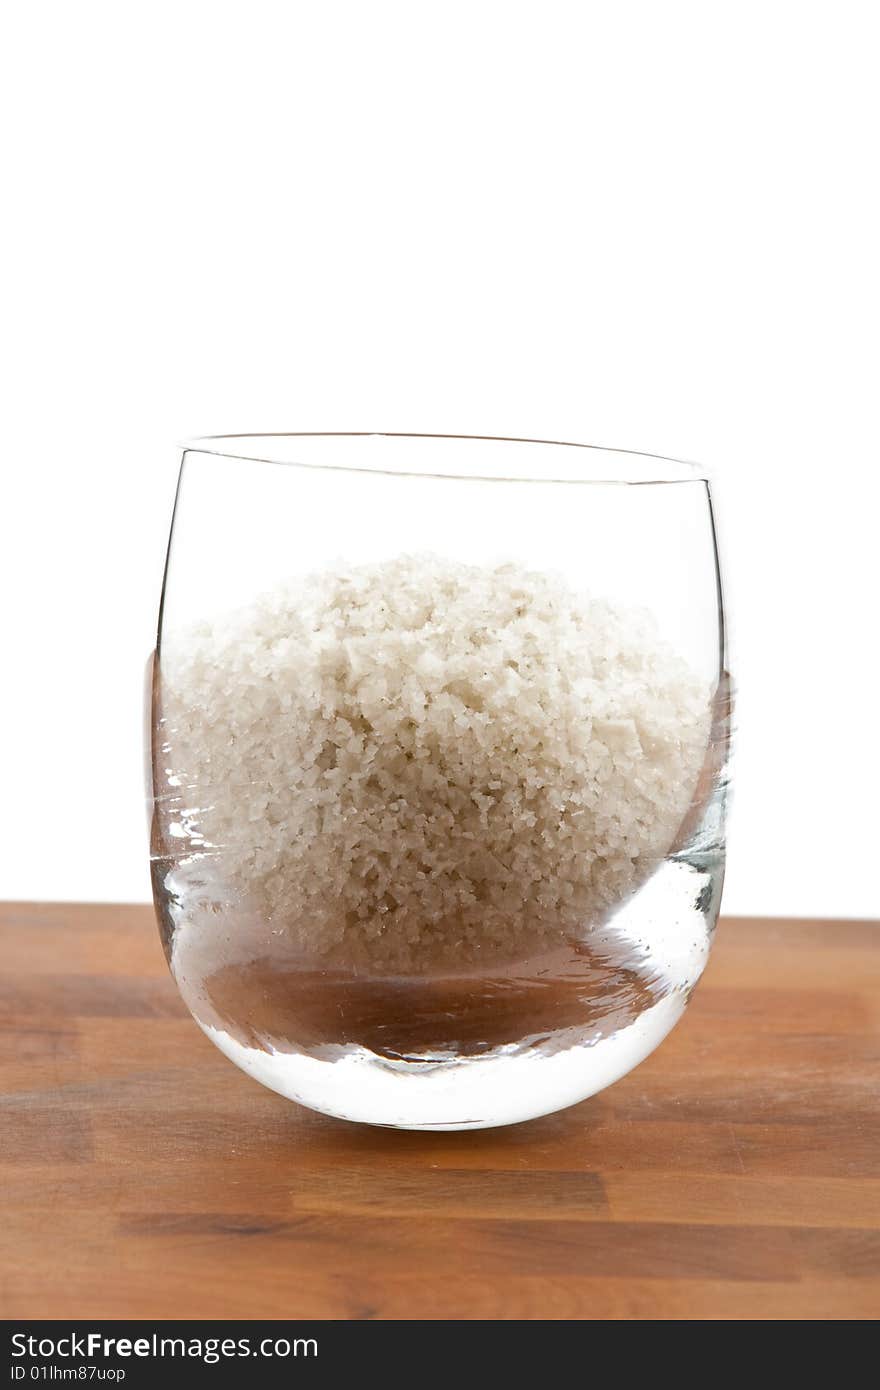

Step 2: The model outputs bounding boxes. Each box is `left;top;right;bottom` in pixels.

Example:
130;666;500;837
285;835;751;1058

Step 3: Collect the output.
2;1;878;918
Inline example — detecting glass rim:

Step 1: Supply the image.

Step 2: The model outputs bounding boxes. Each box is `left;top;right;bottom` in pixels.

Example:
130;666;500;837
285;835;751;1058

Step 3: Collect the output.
180;432;709;486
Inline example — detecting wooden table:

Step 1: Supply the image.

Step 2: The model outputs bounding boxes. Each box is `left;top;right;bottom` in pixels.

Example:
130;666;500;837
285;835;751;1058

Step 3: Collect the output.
1;904;878;1321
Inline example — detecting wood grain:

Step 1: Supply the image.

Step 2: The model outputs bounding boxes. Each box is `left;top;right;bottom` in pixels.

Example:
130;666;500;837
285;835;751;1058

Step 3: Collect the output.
0;904;878;1321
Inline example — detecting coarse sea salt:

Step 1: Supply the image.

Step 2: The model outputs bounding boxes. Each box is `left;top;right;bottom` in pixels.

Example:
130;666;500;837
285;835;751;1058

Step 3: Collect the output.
159;553;710;972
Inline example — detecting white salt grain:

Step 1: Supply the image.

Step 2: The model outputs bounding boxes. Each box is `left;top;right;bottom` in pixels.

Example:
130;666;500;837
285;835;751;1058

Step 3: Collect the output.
161;554;710;971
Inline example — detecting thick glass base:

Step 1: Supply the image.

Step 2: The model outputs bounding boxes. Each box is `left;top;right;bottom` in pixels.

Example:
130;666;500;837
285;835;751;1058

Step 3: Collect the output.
169;855;721;1129
199;988;687;1130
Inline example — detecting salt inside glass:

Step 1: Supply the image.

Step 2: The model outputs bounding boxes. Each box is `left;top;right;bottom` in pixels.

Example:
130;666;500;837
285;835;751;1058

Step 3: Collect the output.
148;435;730;1129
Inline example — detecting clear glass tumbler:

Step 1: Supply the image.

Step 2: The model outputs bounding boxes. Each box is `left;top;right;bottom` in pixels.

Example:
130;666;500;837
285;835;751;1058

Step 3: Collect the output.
147;434;730;1129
